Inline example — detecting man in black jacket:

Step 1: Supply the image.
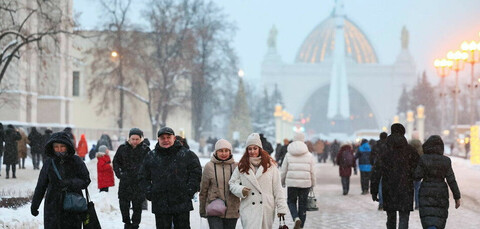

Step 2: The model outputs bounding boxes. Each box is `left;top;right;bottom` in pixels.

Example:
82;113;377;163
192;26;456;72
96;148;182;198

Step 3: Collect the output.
113;128;150;229
139;127;202;229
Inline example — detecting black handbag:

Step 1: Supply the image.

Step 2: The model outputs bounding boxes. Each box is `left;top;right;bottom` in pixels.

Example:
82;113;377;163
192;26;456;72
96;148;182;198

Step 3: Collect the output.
306;188;319;211
51;159;88;213
83;189;102;229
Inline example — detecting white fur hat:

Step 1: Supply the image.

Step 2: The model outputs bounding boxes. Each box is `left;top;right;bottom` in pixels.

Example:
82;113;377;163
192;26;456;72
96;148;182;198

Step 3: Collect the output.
245;133;262;149
215;139;232;152
293;132;305;142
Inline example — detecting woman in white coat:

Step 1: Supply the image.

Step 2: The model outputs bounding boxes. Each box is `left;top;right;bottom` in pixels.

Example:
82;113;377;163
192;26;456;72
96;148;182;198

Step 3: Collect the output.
229;133;288;229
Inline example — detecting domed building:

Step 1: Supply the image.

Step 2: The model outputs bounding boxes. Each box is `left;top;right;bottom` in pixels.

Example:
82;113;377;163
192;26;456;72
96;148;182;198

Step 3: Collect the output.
261;0;416;140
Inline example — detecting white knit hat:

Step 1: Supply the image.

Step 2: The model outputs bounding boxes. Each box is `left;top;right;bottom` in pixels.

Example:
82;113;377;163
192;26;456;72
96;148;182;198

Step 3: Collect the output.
293;132;305;142
245;133;262;149
215;139;232;152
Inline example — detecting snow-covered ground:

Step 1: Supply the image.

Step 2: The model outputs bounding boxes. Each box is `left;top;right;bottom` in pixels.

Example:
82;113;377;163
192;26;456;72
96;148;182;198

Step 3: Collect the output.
0;149;245;229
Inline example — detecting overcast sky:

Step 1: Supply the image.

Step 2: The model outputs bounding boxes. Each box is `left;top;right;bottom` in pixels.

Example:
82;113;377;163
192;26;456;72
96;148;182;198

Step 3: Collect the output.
75;0;480;84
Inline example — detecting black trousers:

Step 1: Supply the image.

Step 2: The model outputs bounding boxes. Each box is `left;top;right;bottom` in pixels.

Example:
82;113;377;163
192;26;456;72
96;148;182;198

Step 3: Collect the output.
360;171;371;192
155;212;190;229
119;198;143;226
341;177;350;194
207;216;237;229
5;164;16;177
386;211;410;229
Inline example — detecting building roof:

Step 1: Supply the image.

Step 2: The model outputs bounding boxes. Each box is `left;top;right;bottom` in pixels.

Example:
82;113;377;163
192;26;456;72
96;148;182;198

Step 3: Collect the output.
296;16;378;64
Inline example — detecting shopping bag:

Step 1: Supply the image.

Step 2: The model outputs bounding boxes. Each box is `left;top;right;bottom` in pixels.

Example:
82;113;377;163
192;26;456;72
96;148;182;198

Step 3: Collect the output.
82;189;102;229
306;188;318;211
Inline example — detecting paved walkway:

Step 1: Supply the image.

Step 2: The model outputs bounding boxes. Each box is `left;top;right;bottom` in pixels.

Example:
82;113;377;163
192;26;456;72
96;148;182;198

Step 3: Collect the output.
273;158;480;229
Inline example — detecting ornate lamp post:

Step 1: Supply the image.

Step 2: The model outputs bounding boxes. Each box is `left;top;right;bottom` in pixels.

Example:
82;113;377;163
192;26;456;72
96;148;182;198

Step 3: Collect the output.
447;50;467;142
461;41;480;125
434;58;452;132
416;105;425;141
406;110;414;140
274;105;283;144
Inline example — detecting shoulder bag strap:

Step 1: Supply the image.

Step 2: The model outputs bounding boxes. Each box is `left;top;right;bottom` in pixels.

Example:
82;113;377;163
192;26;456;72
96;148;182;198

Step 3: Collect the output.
214;164;219;189
51;159;62;181
85;188;90;203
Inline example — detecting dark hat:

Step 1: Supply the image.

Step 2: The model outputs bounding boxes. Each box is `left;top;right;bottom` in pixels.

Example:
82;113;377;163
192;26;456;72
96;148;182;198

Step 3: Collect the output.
157;127;175;137
129;128;143;137
391;123;406;135
379;132;388;140
361;139;368;145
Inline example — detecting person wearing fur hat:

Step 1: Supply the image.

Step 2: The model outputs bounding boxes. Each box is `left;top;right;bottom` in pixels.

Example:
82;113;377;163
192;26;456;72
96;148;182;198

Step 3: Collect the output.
97;145;115;192
31;132;91;228
414;135;461;229
280;132;316;229
138;126;202;228
199;139;240;228
113;128;151;229
371;123;420;229
229;133;288;229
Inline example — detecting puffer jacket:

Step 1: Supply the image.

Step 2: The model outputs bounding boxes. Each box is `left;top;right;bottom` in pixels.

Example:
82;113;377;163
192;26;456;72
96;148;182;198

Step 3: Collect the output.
199;154;240;219
280;141;316;188
355;142;372;172
97;152;115;189
414;135;460;229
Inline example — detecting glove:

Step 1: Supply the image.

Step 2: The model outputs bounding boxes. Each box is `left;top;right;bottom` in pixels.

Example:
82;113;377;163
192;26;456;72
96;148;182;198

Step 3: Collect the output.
242;187;251;197
31;207;39;216
372;194;379;202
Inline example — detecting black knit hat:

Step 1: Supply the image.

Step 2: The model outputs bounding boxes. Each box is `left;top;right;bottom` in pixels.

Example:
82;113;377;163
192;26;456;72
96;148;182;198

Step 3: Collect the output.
157;127;175;137
129;128;143;137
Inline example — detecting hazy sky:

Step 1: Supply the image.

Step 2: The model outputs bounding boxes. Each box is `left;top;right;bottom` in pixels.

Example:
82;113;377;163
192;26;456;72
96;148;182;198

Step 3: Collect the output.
75;0;480;84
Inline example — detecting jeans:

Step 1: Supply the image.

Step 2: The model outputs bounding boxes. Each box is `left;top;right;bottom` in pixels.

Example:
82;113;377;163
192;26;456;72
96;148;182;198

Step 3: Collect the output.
379;178;383;206
207;216;237;229
287;187;310;228
32;152;41;169
155;212;190;229
360;171;371;193
386;211;410;229
414;181;421;208
119;198;143;226
341;177;350;194
427;226;437;229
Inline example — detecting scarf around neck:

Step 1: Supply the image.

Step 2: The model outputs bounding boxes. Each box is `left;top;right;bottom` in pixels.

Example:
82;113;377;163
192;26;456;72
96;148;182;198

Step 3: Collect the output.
249;156;262;173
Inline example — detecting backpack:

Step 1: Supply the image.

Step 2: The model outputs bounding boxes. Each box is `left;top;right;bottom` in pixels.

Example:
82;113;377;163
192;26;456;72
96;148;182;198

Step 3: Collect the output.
341;150;354;167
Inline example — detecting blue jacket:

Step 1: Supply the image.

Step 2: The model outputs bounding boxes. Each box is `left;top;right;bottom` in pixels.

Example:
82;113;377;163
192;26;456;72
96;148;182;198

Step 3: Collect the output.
356;142;372;172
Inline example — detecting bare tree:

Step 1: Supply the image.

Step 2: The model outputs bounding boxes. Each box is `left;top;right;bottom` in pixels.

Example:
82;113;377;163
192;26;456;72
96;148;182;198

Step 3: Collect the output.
0;0;73;87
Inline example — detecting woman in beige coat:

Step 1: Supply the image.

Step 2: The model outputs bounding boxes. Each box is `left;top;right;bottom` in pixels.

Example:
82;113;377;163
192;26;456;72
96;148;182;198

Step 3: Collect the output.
229;133;288;229
17;128;29;169
199;139;240;229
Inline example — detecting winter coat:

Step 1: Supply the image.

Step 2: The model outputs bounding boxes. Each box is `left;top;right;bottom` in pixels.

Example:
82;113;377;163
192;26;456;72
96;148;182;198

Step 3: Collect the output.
28;128;44;155
0;124;5;157
229;160;288;229
31;132;91;229
355;142;372;172
370;139;387;166
3;127;21;164
409;139;423;157
139;141;202;214
280;141;316;188
371;133;419;212
77;135;88;158
336;145;356;177
414;135;461;229
199;154;240;219
17;128;29;159
113;141;150;200
97;152;115;189
275;145;288;166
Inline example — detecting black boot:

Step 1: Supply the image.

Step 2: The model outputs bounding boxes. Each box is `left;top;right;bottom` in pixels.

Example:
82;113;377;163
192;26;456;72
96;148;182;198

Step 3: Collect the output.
124;223;132;229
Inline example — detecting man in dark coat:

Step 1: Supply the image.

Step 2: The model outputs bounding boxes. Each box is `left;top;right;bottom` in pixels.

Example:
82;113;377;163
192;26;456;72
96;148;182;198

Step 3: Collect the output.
259;133;274;155
371;123;420;229
42;129;53;164
0;123;4;176
371;132;388;210
3;124;21;179
28;127;44;170
414;135;461;229
113;128;150;229
31;132;91;229
139;127;202;228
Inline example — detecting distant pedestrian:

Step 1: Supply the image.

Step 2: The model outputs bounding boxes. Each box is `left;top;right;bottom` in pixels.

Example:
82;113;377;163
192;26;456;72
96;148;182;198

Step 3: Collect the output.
259;133;274;155
28;127;44;170
63;127;76;150
371;123;419;229
97;134;113;151
280;133;316;229
17;127;29;169
77;134;88;161
199;139;240;229
4;125;21;179
414;135;461;229
336;143;357;195
88;144;97;160
139;127;202;228
0;123;4;176
330;140;340;165
409;131;423;210
42;129;53;163
371;132;388;210
113;128;150;229
355;139;372;194
275;138;289;166
229;133;288;229
97;145;114;192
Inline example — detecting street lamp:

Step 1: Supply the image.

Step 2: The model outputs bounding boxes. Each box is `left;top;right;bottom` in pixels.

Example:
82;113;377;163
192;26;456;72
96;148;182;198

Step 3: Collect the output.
110;50;125;130
434;58;453;132
111;51;119;58
447;50;468;143
461;41;480;125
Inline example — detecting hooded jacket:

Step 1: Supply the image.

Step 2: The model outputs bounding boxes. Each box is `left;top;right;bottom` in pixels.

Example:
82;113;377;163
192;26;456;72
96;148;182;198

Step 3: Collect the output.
414;135;461;229
199;153;240;219
280;141;316;188
355;141;372;172
31;132;91;229
77;134;88;158
97;152;115;189
3;125;21;165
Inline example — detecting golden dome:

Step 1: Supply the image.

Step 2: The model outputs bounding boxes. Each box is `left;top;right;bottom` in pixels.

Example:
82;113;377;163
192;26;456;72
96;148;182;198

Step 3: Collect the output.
296;17;378;64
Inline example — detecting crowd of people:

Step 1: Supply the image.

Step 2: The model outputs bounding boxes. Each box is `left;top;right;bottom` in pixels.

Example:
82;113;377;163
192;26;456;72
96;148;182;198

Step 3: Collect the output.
0;121;460;229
